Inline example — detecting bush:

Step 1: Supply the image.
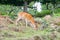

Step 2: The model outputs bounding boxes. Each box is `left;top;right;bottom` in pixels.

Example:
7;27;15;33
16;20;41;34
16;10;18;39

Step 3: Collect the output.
29;1;34;7
35;10;51;17
0;4;23;19
54;8;60;13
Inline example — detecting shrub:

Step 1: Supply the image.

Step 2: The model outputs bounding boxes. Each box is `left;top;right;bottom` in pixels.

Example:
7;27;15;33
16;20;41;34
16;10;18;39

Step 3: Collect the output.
29;1;34;7
54;13;60;17
54;8;60;13
0;4;22;19
35;10;51;17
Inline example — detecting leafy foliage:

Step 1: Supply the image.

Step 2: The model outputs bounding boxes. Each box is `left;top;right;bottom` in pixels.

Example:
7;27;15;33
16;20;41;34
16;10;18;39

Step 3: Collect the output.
35;10;51;17
0;4;23;19
54;8;60;13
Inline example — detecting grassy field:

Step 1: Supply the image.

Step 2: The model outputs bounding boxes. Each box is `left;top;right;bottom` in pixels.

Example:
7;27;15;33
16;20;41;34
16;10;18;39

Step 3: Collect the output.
0;16;60;40
0;4;60;40
0;24;54;40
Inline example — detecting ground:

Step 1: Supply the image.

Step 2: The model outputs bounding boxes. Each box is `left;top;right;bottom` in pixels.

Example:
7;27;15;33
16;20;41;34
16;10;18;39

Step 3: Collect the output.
0;15;60;40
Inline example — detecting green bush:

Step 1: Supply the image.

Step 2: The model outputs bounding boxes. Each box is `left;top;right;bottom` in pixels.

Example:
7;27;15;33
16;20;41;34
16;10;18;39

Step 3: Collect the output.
0;4;23;19
29;1;34;7
28;9;51;17
35;10;51;17
54;8;60;13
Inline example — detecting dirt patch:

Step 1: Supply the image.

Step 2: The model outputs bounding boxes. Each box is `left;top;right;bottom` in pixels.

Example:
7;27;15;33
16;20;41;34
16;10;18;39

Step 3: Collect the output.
0;15;14;28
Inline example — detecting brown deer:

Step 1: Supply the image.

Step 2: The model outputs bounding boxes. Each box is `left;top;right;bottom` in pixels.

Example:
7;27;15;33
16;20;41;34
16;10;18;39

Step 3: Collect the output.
15;12;38;30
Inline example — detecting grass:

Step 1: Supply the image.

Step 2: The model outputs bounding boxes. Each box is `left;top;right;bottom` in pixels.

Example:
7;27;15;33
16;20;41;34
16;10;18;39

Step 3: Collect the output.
0;13;60;40
0;17;60;40
0;23;51;39
0;4;60;40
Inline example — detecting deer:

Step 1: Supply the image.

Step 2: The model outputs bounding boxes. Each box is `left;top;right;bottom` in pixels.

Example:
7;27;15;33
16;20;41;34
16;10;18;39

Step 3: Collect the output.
15;12;38;30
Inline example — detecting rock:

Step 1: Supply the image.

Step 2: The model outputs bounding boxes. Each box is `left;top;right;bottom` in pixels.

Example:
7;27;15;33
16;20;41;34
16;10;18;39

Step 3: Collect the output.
29;35;44;40
48;31;57;40
53;17;60;26
44;15;52;22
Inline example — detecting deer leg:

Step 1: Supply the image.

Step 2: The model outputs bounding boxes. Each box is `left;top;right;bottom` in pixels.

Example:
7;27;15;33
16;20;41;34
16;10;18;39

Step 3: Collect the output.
16;17;21;25
25;19;28;27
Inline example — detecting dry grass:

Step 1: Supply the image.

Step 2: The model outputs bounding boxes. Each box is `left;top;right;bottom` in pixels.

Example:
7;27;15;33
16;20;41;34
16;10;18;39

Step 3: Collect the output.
0;15;60;40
